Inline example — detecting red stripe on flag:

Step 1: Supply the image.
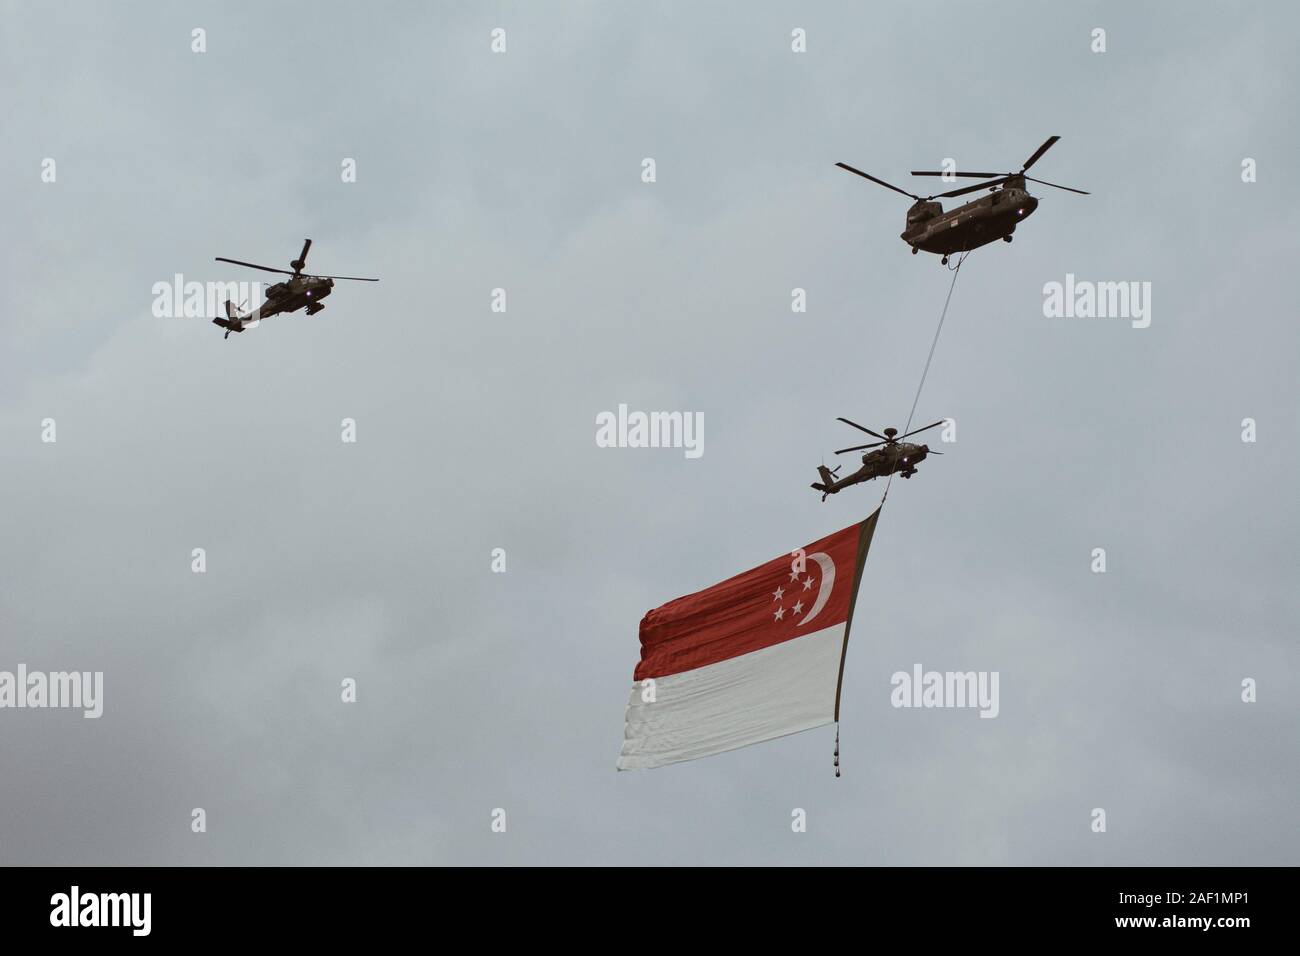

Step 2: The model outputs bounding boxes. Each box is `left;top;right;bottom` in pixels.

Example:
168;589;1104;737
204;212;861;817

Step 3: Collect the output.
634;521;865;680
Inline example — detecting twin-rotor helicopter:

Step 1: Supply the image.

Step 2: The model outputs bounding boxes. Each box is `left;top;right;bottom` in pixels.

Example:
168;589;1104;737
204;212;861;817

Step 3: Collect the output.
836;135;1088;264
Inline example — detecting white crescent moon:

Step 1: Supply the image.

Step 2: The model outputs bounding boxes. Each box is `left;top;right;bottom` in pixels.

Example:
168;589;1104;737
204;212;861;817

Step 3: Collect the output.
796;552;836;627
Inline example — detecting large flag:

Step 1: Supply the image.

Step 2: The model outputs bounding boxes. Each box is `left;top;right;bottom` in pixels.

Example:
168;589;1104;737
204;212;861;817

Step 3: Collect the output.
617;509;881;770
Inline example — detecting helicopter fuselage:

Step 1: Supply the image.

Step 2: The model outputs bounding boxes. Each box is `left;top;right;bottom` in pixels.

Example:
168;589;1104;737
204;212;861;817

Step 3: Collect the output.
813;441;931;498
903;185;1039;257
253;275;335;320
857;441;929;480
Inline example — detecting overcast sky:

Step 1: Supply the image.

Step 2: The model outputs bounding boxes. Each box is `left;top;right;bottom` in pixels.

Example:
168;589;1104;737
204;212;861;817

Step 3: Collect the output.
1;1;1296;865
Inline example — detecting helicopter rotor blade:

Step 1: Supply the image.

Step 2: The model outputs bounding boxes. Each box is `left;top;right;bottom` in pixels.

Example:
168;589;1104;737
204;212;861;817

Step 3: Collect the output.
303;273;380;282
909;170;1002;179
835;417;890;442
1024;175;1090;195
1021;135;1060;172
215;257;297;276
835;442;884;455
898;419;946;440
835;163;923;201
934;176;1012;199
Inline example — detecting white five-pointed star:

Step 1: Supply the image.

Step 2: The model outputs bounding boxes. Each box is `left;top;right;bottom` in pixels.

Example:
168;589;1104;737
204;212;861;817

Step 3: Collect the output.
773;606;786;621
803;575;815;591
793;601;804;615
772;586;785;601
788;569;799;581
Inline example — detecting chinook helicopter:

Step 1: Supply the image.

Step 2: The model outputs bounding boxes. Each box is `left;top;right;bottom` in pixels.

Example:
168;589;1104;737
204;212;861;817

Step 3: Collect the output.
211;239;378;338
836;136;1088;264
811;418;946;500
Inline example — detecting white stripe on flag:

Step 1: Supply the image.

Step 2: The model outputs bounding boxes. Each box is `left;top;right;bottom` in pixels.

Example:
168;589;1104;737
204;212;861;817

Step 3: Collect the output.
616;623;844;771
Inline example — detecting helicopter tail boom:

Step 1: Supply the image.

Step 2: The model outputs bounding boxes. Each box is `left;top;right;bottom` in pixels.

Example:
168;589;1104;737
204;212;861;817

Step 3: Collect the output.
212;300;247;337
811;464;842;499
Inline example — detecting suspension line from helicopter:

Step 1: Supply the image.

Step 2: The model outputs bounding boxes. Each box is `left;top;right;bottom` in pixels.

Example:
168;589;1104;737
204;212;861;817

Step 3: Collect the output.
880;249;970;508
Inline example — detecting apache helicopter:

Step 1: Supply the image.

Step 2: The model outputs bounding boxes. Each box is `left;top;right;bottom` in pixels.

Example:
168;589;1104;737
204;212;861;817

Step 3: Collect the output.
836;136;1088;264
811;418;946;500
211;239;378;338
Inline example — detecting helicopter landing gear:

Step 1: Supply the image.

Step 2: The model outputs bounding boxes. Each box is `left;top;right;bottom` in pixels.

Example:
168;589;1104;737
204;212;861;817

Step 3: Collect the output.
224;330;231;340
1003;235;1013;243
941;255;949;265
911;246;919;255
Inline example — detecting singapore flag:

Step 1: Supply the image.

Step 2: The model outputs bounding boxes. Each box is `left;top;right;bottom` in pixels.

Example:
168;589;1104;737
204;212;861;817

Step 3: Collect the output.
617;509;881;770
